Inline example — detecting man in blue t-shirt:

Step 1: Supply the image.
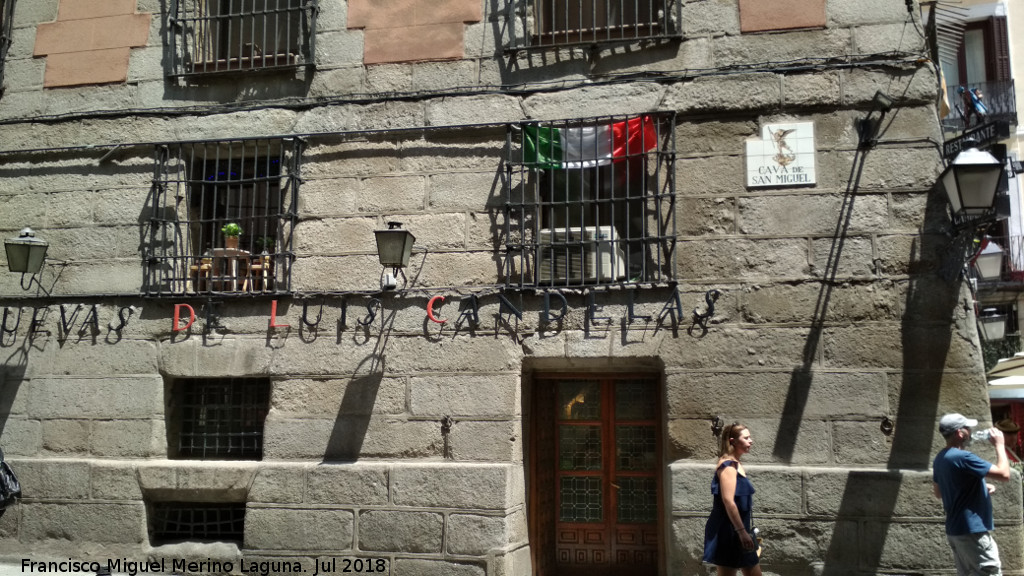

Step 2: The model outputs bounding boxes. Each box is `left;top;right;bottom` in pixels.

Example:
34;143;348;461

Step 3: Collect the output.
933;413;1011;576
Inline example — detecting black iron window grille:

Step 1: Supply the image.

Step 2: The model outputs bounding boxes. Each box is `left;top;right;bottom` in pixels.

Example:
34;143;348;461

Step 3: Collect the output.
144;138;300;297
503;113;676;289
167;0;318;77
505;0;679;50
148;501;246;544
168;377;271;460
0;0;13;98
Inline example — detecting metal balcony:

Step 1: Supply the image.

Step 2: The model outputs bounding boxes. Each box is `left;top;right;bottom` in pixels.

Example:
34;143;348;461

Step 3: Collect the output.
942;80;1017;136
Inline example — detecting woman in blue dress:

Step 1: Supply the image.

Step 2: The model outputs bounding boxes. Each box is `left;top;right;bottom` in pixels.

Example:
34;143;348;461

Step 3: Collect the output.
703;423;762;576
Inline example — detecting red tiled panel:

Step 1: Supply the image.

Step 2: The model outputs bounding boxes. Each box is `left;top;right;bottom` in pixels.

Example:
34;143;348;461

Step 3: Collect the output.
35;0;151;88
739;0;825;32
363;23;464;65
57;0;138;21
43;48;133;86
349;0;482;30
350;0;481;64
34;20;92;56
35;14;151;55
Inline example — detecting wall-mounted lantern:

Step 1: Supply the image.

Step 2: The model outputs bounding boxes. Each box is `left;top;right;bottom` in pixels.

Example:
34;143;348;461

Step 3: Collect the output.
374;221;415;269
939;144;1004;217
978;308;1008;341
971;237;1004;281
374;222;416;290
4;227;49;275
936;125;1013;284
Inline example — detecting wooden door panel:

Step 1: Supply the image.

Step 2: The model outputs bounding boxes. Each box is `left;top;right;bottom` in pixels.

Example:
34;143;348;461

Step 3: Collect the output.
533;374;660;576
532;383;558;576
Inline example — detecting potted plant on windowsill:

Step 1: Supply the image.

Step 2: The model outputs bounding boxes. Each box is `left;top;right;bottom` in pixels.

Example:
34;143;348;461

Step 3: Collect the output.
249;236;276;291
255;236;275;255
222;223;242;250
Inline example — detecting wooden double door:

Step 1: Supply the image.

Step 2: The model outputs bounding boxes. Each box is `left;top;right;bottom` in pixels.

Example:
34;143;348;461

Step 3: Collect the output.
530;374;661;576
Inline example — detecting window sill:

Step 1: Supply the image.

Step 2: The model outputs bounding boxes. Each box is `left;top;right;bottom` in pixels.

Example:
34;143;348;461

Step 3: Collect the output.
507;31;681;52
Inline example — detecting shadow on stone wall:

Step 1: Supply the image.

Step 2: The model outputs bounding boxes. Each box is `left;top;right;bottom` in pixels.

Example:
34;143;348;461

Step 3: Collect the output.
771;133;959;573
324;308;393;462
817;186;960;575
323;371;383;461
0;335;30;449
773;143;870;464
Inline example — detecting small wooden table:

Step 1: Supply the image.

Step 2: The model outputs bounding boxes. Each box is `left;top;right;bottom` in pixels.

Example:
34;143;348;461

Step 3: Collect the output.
209;248;251;291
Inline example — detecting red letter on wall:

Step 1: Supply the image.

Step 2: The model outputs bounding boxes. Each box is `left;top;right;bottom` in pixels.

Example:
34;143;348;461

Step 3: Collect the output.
172;304;196;331
427;295;447;324
269;300;291;328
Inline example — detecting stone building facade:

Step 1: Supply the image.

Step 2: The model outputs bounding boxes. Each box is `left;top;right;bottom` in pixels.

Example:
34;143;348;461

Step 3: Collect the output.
0;0;1020;575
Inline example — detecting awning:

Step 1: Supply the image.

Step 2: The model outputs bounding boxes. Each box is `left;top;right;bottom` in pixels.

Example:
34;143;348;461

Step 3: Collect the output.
988;375;1024;399
987;353;1024;378
990;387;1024;400
990;375;1024;387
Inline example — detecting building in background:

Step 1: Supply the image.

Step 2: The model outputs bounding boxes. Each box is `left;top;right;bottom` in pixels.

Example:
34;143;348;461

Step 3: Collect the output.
0;1;1019;575
936;0;1024;458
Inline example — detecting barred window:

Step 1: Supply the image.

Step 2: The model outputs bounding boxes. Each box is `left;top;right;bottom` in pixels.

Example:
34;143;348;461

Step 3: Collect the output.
143;138;300;297
0;0;13;98
148;501;245;545
167;377;271;460
167;0;318;76
506;0;679;50
503;113;676;289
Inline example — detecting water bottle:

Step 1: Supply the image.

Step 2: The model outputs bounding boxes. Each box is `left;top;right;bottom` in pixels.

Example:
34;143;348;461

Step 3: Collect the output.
751;527;762;552
972;429;992;442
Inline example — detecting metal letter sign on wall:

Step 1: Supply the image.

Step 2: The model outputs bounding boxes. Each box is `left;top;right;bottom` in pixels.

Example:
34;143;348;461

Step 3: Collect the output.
746;122;817;188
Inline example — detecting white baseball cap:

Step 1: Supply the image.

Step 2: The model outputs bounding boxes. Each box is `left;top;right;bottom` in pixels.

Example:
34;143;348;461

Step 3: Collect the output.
939;413;979;437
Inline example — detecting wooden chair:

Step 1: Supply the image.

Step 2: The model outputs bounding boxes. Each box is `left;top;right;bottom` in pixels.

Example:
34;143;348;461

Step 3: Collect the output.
188;258;212;293
244;253;273;292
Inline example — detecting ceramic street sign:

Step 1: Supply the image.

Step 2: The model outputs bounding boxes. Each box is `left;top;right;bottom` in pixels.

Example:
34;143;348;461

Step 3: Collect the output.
746;122;816;188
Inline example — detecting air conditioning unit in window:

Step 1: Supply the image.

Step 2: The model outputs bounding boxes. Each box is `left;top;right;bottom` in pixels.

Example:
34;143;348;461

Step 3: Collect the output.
537;226;627;283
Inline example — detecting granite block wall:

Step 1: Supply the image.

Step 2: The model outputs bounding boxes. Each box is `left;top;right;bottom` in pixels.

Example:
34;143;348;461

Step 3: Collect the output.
0;0;1018;574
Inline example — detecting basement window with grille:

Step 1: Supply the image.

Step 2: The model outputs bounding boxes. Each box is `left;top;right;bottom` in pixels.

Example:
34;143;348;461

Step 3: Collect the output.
167;377;271;460
506;0;680;50
503;113;676;289
167;0;318;77
148;501;246;545
143;138;300;297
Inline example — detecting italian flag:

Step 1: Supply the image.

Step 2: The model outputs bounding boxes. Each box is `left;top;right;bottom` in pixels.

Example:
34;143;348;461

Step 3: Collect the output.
523;116;658;169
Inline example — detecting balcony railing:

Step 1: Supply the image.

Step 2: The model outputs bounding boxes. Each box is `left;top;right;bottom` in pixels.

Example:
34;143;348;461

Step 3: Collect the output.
504;0;681;51
942;80;1017;135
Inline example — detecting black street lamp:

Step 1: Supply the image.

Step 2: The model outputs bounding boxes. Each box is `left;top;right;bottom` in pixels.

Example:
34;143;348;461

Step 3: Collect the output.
374;222;416;290
978;308;1008;341
4;227;49;274
939;144;1004;217
972;237;1004;281
374;221;416;270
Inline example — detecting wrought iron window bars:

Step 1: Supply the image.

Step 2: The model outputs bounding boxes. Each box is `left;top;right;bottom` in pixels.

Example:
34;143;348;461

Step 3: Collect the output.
503;113;677;289
505;0;680;51
167;0;318;77
144;138;301;297
170;377;271;460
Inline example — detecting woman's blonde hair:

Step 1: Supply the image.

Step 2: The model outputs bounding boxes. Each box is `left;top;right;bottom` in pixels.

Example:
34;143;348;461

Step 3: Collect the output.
718;422;747;458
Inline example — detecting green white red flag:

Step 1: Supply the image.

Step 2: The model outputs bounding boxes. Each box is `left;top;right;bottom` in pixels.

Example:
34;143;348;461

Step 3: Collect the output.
523;116;658;169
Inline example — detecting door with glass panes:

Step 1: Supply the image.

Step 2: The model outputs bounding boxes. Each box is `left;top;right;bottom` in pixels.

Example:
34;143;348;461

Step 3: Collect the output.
530;374;661;576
